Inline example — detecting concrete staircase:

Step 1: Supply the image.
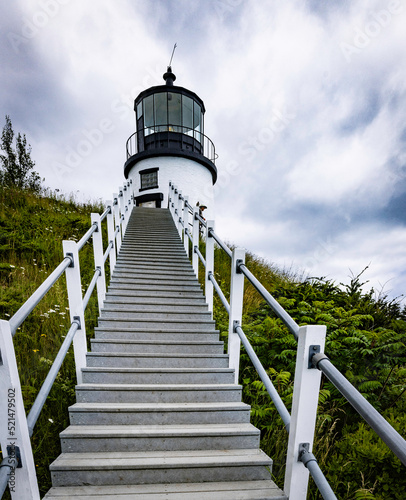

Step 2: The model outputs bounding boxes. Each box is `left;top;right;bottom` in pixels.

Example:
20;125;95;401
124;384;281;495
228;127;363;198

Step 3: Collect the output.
44;207;286;499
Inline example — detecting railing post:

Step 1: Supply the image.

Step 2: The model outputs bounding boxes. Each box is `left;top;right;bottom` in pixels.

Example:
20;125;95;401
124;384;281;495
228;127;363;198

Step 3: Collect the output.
105;201;116;278
113;193;122;253
192;206;200;277
168;182;172;212
228;247;245;384
284;325;327;499
205;220;215;315
62;240;87;385
118;187;126;235
0;320;40;499
173;186;178;226
91;213;107;314
177;191;183;237
183;196;190;256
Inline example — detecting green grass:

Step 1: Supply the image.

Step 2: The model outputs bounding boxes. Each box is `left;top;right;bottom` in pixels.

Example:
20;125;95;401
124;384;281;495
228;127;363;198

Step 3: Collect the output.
0;186;105;496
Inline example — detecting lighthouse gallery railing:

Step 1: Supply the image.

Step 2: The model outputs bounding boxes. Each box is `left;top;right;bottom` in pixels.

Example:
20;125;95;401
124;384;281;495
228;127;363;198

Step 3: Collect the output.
0;182;134;499
168;182;406;500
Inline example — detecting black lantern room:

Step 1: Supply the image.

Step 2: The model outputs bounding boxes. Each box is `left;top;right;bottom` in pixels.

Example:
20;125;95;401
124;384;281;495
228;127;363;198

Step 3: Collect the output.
124;67;217;183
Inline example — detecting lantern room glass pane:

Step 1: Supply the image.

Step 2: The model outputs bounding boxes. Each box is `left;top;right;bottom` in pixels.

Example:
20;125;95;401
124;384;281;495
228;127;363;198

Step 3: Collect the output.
154;92;167;131
183;96;194;134
136;102;143;120
168;92;181;130
193;101;202;141
143;95;154;135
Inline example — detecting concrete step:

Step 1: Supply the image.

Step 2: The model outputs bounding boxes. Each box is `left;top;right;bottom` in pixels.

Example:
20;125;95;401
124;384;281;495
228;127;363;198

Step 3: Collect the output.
59;423;260;453
93;327;219;342
106;288;204;298
86;352;229;368
68;402;251;426
99;310;213;322
97;319;216;331
49;449;273;487
113;266;195;276
93;327;219;341
107;281;202;292
115;256;192;267
112;267;196;277
44;479;287;499
102;302;208;313
75;383;242;403
90;339;224;355
103;295;207;306
120;242;185;249
81;367;234;385
117;248;187;256
109;276;198;285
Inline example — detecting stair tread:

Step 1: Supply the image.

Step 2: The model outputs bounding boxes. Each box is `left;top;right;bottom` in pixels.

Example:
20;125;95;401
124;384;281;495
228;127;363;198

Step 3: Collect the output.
69;402;250;411
50;449;272;469
86;352;227;358
76;383;241;390
81;367;233;373
90;339;223;345
44;480;286;499
60;423;259;437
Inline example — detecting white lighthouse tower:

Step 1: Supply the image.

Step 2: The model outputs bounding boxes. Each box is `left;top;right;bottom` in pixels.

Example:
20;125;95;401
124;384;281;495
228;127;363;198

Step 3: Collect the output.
124;66;217;219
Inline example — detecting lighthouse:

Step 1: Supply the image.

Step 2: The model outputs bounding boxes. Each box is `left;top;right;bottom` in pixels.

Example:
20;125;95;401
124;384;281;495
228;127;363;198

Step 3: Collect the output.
124;66;217;219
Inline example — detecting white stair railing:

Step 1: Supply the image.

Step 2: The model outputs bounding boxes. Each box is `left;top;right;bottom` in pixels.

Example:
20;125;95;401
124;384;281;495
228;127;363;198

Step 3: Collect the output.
168;181;406;500
0;182;133;499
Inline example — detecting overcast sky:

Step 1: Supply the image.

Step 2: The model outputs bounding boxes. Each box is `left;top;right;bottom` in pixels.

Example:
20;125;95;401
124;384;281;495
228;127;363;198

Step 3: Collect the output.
1;0;406;299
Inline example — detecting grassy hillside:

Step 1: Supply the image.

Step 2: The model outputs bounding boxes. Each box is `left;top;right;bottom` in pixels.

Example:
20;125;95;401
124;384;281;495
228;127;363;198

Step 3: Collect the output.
0;186;104;496
1;187;405;499
210;250;406;499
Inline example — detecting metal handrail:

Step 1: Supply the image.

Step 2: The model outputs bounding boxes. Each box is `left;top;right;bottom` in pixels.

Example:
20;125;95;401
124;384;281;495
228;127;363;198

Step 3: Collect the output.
103;241;114;264
194;245;206;266
9;256;73;336
195;213;207;227
313;354;406;466
0;458;13;498
100;206;111;222
299;446;337;500
126;124;216;163
209;229;232;258
26;319;80;436
235;325;291;430
238;263;300;340
77;222;98;251
82;268;102;310
208;272;230;313
185;227;193;243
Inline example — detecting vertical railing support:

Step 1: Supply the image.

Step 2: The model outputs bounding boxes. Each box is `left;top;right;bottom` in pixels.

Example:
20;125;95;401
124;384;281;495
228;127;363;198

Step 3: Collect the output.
118;187;127;235
62;240;87;385
0;320;40;499
176;190;183;237
228;247;245;384
91;213;107;314
284;325;327;499
205;220;215;315
192;206;200;277
183;196;190;256
113;194;122;253
105;201;116;278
